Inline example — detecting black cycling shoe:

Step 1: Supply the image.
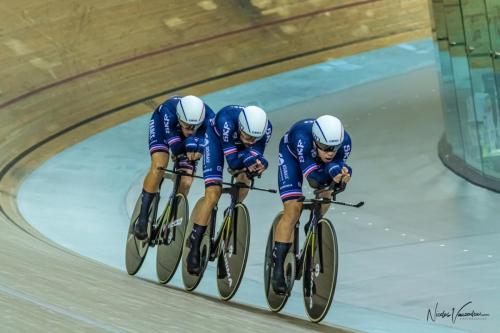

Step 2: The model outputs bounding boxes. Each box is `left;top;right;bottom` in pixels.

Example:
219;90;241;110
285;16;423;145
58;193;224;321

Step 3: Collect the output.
186;224;206;275
271;265;287;295
134;218;148;240
187;245;201;275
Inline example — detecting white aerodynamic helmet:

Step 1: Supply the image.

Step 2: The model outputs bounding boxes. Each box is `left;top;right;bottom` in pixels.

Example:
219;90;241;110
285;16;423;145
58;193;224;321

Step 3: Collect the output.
238;105;268;139
312;115;344;151
176;95;205;126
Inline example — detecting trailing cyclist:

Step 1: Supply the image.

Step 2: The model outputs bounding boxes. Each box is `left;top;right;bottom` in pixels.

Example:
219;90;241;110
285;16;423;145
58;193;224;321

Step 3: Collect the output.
134;95;215;240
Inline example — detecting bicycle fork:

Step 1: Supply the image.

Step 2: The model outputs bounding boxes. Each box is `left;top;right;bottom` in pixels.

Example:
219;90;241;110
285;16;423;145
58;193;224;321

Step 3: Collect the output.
157;175;182;246
298;209;326;300
214;206;239;286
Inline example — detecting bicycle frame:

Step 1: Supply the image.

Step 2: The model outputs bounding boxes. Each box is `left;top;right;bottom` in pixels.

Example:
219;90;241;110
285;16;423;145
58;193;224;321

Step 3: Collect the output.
154;170;182;245
294;184;350;277
208;177;252;261
295;197;327;277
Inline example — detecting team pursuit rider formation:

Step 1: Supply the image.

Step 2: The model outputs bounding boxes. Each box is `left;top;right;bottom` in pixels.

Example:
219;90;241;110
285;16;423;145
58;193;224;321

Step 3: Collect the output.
124;95;363;323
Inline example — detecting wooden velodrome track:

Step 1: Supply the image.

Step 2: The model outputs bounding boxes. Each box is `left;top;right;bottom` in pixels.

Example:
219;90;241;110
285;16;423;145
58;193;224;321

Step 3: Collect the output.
0;1;430;331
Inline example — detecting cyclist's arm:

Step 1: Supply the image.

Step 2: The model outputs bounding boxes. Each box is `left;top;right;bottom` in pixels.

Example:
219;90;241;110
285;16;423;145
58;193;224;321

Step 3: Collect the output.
240;122;272;170
294;138;331;189
185;129;205;154
327;135;353;178
163;111;185;157
217;117;246;170
185;106;215;155
248;121;272;156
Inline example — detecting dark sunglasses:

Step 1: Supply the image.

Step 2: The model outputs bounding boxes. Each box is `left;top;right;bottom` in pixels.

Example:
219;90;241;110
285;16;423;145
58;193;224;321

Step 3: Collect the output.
179;120;198;131
316;141;341;152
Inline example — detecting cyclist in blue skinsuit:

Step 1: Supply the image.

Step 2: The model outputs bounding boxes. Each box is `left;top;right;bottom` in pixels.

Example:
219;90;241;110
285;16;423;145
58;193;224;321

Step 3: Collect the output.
134;95;215;240
272;115;352;294
186;104;273;275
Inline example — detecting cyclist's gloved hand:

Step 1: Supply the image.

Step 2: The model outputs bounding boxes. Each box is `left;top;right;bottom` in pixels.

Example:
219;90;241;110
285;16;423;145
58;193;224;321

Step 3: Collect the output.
239;149;257;168
171;153;183;162
326;162;343;181
327;162;352;185
197;137;206;154
245;169;259;179
174;155;195;172
327;163;343;176
343;164;352;176
185;136;203;161
256;155;268;171
184;136;199;153
243;154;258;168
341;164;352;185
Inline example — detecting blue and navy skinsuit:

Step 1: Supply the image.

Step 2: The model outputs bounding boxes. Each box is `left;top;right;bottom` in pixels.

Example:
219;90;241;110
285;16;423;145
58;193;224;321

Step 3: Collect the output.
148;96;215;170
278;119;352;202
203;105;272;186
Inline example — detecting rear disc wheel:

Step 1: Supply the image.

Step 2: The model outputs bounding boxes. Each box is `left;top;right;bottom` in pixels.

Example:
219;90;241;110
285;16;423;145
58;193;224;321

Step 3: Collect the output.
125;193;158;275
156;193;189;284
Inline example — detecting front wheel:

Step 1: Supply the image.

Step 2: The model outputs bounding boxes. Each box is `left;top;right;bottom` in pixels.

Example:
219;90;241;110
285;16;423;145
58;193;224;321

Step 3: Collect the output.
302;218;338;323
181;197;212;291
125;192;159;275
216;203;250;301
264;212;296;312
156;193;189;284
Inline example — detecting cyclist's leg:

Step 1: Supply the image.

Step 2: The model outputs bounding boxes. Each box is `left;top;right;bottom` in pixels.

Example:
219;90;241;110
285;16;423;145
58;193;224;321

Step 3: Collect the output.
298;189;331;237
135;112;169;240
235;172;251;201
275;137;304;241
197;126;224;226
195;185;222;227
143;152;169;192
272;137;303;293
187;128;223;273
275;200;302;242
318;189;333;215
179;174;194;196
174;158;196;196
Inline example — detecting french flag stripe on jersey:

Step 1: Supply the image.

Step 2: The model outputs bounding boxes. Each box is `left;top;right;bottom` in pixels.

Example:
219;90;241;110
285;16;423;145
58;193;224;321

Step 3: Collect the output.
303;164;319;177
250;149;259;157
280;191;303;199
204;176;222;184
150;144;168;153
168;136;181;145
223;147;238;155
